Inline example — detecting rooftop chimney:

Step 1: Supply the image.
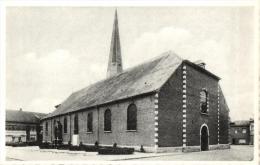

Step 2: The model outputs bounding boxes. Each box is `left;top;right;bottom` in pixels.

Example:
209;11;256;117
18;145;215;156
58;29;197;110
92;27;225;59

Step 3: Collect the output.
194;60;206;69
55;104;61;109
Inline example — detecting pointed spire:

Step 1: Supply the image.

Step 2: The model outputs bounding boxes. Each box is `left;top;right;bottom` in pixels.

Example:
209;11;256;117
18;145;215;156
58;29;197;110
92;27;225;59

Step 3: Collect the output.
107;9;123;78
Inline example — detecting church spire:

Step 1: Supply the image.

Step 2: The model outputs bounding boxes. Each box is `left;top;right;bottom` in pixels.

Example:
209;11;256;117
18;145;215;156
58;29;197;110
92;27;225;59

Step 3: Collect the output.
107;9;123;78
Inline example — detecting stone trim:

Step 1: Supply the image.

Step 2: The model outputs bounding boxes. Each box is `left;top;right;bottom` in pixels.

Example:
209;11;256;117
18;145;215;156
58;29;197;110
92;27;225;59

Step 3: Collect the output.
154;92;159;151
183;144;230;152
156;146;183;153
217;85;220;144
182;65;187;148
209;144;230;150
44;142;230;153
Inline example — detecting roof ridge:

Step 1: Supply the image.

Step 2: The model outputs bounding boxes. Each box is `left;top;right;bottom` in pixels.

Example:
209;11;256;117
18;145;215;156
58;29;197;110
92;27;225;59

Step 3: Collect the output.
43;50;183;119
6;109;46;115
122;50;177;73
71;50;177;95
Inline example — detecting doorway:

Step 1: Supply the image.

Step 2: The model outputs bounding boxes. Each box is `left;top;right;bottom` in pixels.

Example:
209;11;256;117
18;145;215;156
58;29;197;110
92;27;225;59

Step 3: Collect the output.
54;121;63;144
26;126;30;142
200;125;209;151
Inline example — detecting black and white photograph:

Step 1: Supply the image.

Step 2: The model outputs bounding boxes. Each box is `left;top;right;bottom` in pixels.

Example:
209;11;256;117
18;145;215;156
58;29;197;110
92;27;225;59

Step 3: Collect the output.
1;0;258;164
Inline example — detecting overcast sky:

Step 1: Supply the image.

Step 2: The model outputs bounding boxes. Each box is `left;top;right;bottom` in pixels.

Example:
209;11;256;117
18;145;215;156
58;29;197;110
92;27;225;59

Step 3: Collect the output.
6;7;255;121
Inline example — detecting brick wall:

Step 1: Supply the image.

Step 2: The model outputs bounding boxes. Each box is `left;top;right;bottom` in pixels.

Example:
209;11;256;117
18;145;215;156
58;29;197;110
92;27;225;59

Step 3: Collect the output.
158;65;183;147
42;95;156;147
219;87;230;144
185;63;219;146
158;62;229;147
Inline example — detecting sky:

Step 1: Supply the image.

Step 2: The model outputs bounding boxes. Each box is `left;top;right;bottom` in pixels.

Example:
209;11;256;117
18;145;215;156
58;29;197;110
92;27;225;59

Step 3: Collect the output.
6;7;255;121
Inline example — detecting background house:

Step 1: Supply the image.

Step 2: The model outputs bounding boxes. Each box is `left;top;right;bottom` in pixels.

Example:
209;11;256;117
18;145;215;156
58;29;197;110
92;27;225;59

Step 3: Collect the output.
6;109;46;144
230;119;254;145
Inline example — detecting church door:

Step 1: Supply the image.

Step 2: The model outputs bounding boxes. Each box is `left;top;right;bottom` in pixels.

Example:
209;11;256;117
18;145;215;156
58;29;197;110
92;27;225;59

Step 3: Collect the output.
200;125;209;151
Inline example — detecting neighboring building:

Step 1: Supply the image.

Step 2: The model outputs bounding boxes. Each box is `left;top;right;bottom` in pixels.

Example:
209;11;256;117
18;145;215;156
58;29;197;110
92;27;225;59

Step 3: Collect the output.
249;119;254;145
230;119;254;145
6;109;46;143
41;10;230;152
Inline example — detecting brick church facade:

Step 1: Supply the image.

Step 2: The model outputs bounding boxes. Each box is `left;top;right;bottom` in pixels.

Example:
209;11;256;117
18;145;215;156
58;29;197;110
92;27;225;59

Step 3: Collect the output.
41;10;230;152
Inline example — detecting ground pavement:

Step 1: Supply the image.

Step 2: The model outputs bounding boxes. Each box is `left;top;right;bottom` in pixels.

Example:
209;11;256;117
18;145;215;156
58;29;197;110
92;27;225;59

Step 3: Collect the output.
6;145;254;161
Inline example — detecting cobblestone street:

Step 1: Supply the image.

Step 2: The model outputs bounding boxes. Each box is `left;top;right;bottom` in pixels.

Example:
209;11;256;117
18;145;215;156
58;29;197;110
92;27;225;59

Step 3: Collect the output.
6;145;254;161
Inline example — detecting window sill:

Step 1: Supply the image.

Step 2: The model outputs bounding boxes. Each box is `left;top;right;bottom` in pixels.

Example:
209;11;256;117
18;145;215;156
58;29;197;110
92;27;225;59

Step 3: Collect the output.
86;131;93;134
200;112;209;116
126;130;137;132
104;131;112;133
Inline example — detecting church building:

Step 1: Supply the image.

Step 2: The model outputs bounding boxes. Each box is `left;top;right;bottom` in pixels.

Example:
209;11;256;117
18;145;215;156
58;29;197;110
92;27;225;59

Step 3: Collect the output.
41;10;230;152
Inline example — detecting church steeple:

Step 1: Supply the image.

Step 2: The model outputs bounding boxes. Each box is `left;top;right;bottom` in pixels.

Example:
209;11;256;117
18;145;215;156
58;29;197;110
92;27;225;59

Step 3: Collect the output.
107;9;123;78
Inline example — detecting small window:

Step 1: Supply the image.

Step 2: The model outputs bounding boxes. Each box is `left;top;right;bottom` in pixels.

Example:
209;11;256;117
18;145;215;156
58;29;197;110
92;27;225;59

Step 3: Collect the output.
242;129;247;134
104;109;111;132
200;89;208;114
239;139;246;144
45;122;48;132
74;114;79;134
87;112;93;132
127;104;137;131
64;117;67;133
53;120;56;130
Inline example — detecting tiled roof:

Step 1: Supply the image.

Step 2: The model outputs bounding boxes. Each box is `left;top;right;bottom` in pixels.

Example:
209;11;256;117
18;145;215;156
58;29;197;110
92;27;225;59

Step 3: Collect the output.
43;51;183;119
6;109;47;124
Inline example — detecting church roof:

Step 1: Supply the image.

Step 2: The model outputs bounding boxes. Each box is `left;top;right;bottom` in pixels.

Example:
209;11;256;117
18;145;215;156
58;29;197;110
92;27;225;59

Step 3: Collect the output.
43;51;183;119
6;109;46;124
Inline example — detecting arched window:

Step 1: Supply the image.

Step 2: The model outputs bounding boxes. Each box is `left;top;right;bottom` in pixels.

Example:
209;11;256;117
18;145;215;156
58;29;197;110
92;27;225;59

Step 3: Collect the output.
45;122;48;135
45;122;48;131
104;109;111;132
64;117;67;133
74;114;79;134
87;112;93;132
200;89;208;114
53;120;56;134
127;104;137;130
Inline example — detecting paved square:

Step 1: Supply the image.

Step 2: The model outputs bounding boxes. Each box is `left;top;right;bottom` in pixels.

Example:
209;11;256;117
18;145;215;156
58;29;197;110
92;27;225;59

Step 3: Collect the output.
6;145;253;161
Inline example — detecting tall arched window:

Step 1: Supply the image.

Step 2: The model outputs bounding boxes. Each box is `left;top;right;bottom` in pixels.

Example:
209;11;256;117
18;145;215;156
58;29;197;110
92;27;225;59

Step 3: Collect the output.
127;104;137;130
53;120;56;136
87;112;93;132
74;114;79;134
104;109;111;132
45;122;48;133
53;120;56;128
200;89;208;114
64;117;67;133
